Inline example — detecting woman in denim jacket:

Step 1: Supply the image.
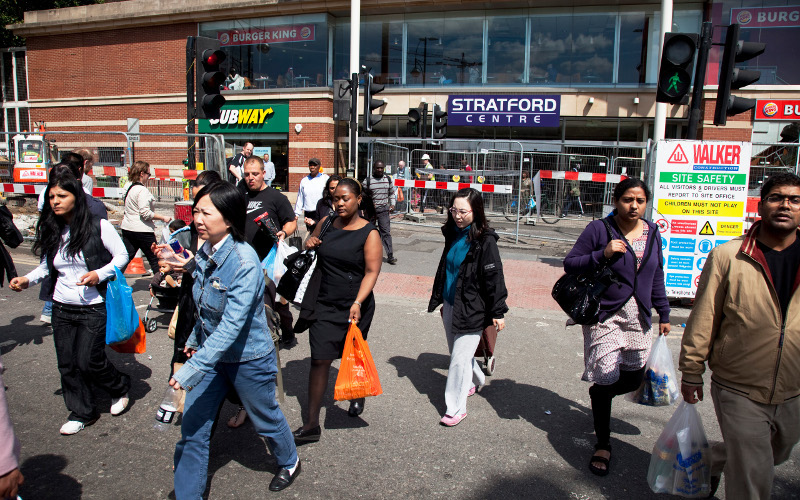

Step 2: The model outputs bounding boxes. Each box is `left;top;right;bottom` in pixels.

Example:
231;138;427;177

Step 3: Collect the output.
169;182;300;495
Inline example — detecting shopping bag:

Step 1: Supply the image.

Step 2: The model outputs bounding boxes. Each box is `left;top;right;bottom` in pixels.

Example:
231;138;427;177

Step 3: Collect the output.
626;335;680;406
167;306;180;340
396;187;405;203
334;322;383;401
647;401;712;497
110;319;147;354
261;243;278;282
273;240;298;284
105;267;140;345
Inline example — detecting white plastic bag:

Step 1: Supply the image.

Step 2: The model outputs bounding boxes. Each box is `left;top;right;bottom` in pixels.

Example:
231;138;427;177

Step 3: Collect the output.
627;335;680;406
647;401;712;497
273;240;298;283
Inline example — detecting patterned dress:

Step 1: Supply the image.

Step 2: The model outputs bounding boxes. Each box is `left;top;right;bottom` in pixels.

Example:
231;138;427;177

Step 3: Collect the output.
581;223;652;385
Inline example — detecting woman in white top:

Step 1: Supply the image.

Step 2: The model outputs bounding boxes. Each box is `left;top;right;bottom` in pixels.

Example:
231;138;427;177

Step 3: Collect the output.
120;161;171;273
10;171;132;436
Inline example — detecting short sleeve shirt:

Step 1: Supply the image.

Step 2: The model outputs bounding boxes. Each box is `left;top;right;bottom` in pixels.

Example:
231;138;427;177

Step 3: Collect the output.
244;187;296;260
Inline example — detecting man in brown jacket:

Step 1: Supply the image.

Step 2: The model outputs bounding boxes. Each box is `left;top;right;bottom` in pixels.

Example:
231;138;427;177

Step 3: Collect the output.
679;172;800;499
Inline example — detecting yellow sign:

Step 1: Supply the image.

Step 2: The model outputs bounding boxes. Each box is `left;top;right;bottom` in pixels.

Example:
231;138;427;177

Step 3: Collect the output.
657;199;744;217
699;221;714;235
717;221;743;236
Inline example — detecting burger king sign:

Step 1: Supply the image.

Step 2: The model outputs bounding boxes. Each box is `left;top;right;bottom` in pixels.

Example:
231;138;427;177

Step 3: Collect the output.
755;99;800;120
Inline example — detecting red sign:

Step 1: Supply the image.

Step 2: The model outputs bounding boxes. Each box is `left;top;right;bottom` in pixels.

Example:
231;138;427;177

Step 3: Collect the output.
667;144;689;164
731;6;800;29
695;275;701;287
656;218;669;233
218;24;315;46
755;99;800;120
671;220;698;235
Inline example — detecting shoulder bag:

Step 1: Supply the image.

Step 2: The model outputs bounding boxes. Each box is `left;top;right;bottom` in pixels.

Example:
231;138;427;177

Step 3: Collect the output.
276;215;335;303
551;219;622;325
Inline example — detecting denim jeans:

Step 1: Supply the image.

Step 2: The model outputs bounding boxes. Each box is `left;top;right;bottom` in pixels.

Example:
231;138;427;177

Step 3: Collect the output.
42;300;52;316
174;349;297;499
51;302;131;422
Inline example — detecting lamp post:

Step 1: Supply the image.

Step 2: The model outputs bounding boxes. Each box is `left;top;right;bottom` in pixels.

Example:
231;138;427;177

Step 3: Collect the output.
410;37;439;86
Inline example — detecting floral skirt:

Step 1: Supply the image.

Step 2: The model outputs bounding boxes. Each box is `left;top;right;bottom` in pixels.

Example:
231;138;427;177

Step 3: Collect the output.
581;297;652;385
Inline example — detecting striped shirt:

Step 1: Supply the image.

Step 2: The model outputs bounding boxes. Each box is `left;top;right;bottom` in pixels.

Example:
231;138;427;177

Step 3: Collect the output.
363;174;396;210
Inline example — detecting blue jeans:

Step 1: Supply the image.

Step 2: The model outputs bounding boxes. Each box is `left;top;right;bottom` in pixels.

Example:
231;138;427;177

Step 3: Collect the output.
174;349;297;499
42;300;52;316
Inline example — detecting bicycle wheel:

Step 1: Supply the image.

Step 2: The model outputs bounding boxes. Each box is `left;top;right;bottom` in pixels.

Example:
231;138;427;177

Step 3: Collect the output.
540;200;562;224
503;197;521;222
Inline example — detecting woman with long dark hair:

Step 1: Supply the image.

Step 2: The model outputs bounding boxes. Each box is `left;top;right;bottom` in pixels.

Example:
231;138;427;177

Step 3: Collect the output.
313;174;342;223
293;178;382;443
428;188;508;427
10;171;131;435
564;177;670;476
169;181;300;494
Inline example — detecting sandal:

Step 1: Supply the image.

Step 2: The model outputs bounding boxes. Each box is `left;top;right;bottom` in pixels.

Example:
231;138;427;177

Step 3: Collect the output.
588;443;612;476
227;406;247;428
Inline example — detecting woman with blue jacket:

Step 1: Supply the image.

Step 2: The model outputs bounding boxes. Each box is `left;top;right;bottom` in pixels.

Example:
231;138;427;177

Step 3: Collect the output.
564;178;670;476
169;182;299;495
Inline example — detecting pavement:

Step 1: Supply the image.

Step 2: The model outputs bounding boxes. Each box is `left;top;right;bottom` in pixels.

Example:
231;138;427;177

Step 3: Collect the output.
0;222;798;500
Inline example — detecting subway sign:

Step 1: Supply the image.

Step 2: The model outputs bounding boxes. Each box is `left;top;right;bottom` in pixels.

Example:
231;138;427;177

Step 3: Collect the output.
198;101;289;133
447;95;561;127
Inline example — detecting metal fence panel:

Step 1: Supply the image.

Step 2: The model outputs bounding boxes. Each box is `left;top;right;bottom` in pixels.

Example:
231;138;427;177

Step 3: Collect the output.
750;142;799;194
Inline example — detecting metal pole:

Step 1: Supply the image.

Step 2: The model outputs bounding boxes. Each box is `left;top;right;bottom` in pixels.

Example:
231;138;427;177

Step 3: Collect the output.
687;22;712;140
349;0;360;178
186;37;196;168
653;0;674;142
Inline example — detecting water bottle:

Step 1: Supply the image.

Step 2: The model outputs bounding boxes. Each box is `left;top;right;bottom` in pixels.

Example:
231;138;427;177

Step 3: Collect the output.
154;386;182;431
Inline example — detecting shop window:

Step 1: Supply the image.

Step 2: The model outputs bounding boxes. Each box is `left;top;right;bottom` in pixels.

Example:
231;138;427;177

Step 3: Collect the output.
487;16;527;85
405;16;483;86
618;14;648;84
334;20;404;85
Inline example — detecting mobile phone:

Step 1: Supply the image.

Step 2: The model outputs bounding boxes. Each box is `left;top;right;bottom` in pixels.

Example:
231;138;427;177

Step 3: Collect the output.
169;240;189;258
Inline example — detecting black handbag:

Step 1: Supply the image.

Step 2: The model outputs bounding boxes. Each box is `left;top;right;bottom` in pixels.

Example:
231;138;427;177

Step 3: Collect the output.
276;215;335;302
551;219;622;325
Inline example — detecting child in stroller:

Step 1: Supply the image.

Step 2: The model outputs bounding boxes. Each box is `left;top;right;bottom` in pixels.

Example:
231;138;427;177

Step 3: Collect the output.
144;261;182;332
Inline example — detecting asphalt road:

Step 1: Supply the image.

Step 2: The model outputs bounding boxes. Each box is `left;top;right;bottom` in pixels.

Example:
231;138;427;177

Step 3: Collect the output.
0;229;798;499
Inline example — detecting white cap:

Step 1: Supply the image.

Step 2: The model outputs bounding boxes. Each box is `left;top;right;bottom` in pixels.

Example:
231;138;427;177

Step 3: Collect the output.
421;154;431;160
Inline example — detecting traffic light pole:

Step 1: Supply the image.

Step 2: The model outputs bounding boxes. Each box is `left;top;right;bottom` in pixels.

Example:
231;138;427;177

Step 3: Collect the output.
348;0;360;177
687;22;712;140
186;37;196;168
349;72;358;177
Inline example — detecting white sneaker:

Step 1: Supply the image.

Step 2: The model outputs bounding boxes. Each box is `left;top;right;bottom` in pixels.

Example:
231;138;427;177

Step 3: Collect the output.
60;420;86;435
40;314;51;324
110;394;130;416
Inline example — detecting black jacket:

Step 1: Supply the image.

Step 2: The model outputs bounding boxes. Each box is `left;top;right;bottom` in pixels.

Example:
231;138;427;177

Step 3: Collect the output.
428;226;509;334
0;205;22;287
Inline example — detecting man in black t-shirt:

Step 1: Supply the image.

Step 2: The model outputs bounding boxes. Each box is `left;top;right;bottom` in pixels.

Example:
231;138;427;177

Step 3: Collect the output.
228;141;253;184
242;156;298;346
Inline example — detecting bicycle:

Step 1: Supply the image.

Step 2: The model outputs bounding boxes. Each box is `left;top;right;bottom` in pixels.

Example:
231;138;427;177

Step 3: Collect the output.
503;195;536;222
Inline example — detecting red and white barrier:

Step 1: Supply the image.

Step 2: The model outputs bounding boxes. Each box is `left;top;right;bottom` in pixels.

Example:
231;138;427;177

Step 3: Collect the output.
393;178;512;194
90;166;128;177
539;170;627;183
1;183;123;198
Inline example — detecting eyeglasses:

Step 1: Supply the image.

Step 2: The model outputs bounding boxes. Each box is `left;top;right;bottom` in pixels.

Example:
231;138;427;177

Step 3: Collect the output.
764;194;800;207
448;208;472;217
143;171;151;177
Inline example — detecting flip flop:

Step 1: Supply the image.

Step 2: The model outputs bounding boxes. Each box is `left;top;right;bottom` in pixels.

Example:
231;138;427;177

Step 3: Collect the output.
227;406;247;428
589;444;611;477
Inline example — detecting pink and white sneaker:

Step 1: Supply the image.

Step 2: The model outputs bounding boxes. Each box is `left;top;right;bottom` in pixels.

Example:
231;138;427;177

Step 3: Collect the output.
439;412;467;427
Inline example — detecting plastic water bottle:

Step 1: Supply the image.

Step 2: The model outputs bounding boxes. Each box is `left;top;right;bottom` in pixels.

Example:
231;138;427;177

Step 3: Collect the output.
154;386;182;431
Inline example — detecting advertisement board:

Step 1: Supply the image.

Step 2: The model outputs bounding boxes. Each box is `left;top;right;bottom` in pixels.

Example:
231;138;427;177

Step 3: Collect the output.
447;95;560;127
754;99;800;120
198;101;289;134
653;140;752;297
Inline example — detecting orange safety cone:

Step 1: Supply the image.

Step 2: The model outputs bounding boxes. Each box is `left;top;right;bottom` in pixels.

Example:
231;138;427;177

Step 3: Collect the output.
124;249;147;276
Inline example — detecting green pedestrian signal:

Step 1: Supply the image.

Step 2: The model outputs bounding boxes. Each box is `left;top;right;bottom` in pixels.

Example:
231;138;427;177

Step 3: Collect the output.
656;33;699;104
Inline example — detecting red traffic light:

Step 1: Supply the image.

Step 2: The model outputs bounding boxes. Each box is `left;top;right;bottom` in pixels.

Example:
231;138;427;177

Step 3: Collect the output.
201;49;226;69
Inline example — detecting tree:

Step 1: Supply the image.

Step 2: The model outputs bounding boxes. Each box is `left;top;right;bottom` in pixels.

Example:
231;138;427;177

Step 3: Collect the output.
0;0;104;48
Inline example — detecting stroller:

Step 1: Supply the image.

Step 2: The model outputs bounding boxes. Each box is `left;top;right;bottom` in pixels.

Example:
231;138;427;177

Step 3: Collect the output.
144;282;180;333
475;324;497;375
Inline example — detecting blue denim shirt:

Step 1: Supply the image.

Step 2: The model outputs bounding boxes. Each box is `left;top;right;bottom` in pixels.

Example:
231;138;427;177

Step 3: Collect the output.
173;235;273;391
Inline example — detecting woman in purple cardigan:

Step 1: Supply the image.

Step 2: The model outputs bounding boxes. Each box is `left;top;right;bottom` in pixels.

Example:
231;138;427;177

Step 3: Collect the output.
564;178;670;477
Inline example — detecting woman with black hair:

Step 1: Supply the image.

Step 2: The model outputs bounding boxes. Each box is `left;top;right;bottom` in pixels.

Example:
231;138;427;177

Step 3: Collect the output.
9;171;131;436
312;174;342;223
293;178;383;443
428;188;508;427
169;181;300;494
564;177;670;476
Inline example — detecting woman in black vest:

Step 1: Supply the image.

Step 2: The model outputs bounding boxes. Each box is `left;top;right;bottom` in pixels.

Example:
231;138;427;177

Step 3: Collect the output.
10;171;131;436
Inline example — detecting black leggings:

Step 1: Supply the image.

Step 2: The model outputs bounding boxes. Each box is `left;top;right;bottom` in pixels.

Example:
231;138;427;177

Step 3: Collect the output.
121;229;159;272
589;367;645;448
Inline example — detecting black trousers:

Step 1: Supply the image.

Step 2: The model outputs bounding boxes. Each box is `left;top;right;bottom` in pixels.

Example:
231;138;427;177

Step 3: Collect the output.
374;207;394;257
52;302;131;422
588;367;645;448
121;229;159;272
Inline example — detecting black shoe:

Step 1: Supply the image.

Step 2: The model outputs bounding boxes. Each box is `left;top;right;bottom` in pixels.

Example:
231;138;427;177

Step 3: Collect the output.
706;475;721;498
348;398;365;417
269;461;301;492
387;256;397;265
293;426;321;444
280;333;296;347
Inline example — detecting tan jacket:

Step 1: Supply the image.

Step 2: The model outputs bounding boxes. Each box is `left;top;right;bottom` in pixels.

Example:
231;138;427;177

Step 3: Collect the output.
679;222;800;405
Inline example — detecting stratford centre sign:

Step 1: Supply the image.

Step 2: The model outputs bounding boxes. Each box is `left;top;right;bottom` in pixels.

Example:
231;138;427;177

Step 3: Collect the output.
447;95;560;127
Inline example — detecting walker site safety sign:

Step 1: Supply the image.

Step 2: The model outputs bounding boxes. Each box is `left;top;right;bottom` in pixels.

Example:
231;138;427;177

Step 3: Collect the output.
653;140;752;297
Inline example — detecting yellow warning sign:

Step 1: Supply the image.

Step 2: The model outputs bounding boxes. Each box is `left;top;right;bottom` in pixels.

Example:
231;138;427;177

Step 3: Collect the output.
657;200;744;217
717;221;743;236
699;221;715;235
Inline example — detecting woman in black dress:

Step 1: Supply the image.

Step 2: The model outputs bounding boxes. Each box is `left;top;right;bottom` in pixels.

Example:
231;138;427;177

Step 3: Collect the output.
293;178;382;443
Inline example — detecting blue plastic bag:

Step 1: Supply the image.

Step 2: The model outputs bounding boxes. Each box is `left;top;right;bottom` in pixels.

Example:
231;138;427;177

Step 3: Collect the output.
261;243;278;281
105;267;140;345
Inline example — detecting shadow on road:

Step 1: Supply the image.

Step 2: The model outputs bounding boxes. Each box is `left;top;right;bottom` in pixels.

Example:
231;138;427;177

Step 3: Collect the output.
18;454;82;500
0;314;51;355
465;470;574;499
387;353;450;416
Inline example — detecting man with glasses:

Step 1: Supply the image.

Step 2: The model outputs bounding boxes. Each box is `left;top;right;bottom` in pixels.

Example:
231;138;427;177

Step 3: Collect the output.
679;172;800;499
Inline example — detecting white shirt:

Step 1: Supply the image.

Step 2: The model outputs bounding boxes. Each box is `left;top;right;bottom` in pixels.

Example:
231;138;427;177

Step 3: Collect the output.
294;172;329;215
120;183;157;232
25;219;129;305
264;161;276;183
82;175;93;194
200;233;230;258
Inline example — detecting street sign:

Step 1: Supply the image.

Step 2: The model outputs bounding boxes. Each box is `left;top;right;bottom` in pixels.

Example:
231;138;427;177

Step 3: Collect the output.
127;118;140;142
653;139;752;298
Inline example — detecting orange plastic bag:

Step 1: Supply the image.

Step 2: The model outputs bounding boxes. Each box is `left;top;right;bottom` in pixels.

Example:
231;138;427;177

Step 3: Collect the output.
110;319;147;354
334;322;382;401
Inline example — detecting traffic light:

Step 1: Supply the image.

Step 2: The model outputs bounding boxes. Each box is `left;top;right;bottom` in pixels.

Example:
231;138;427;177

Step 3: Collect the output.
407;103;428;138
714;24;766;126
656;33;699;104
433;104;447;139
364;73;385;132
195;36;227;120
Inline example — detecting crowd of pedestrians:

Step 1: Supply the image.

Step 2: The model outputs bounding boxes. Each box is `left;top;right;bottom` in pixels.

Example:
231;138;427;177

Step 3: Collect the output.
1;149;799;499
